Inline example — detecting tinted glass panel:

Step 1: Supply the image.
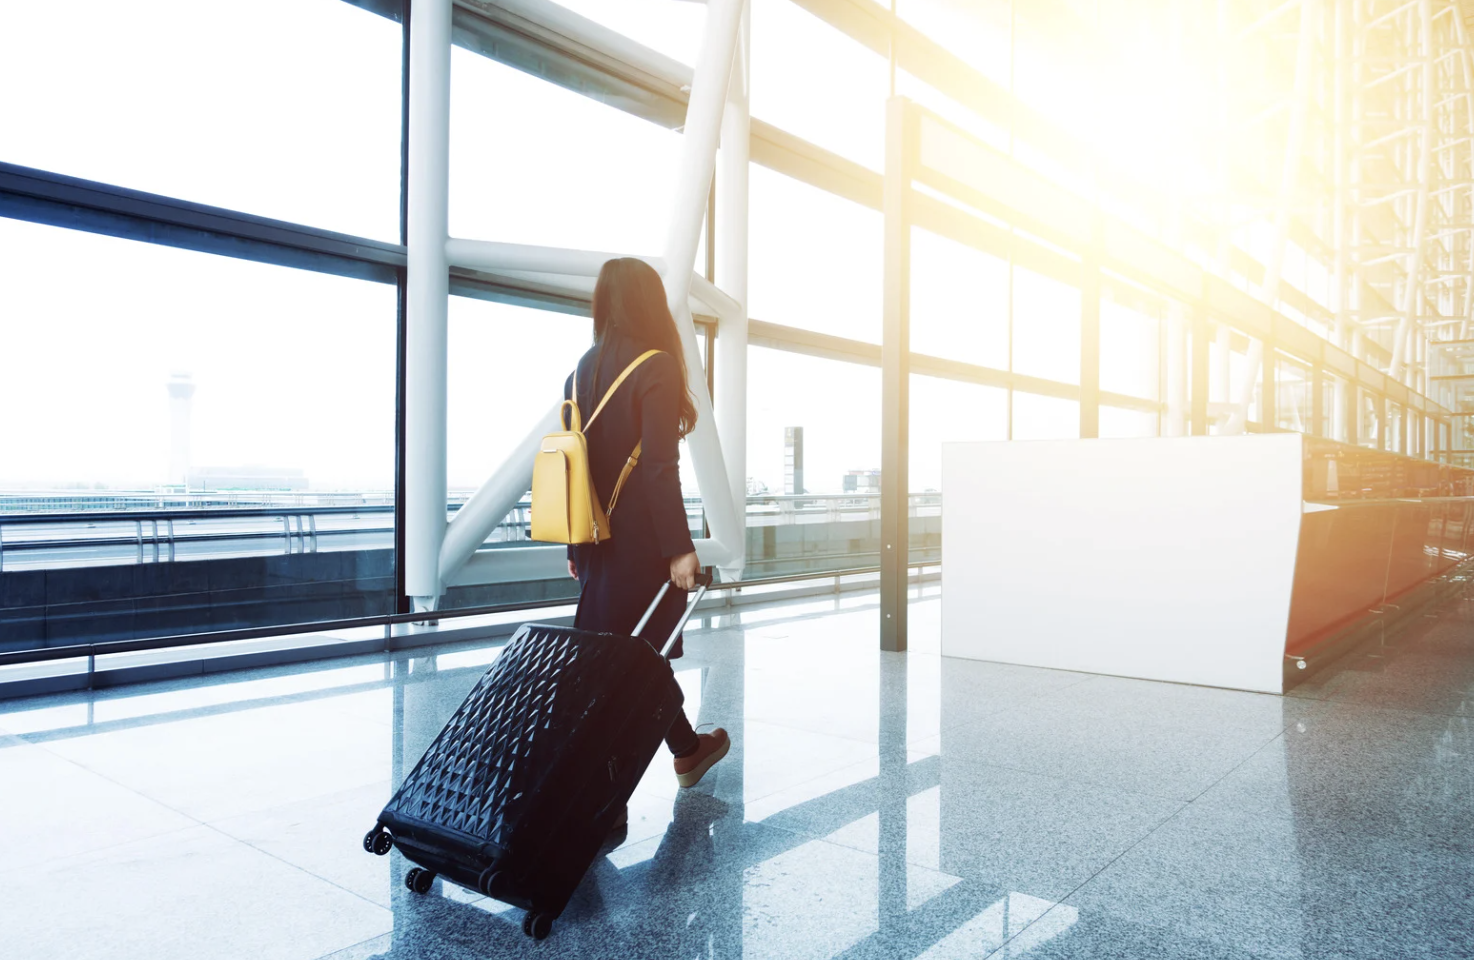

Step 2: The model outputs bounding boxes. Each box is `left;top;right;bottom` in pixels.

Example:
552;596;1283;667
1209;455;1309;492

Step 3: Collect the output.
911;228;1009;369
745;347;884;578
1;0;403;240
0;219;397;649
1013;392;1079;439
752;0;888;170
450;51;683;255
1012;267;1080;385
749;165;883;342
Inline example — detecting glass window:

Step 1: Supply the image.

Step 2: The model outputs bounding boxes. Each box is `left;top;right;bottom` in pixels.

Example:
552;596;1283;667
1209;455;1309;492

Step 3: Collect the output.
1211;332;1262;434
896;70;1011;152
1012;266;1081;385
746;348;880;496
910;375;1008;492
1360;390;1381;449
752;0;888;170
1323;374;1349;442
1012;17;1089;133
1012;392;1079;440
0;218;398;647
1;0;403;240
1099;406;1159;438
450;51;684;255
746;348;882;578
1275;354;1312;433
1208;321;1231;408
447;300;592;495
749;165;883;342
1099;293;1160;400
910;227;1009;369
441;298;593;611
1387;402;1403;454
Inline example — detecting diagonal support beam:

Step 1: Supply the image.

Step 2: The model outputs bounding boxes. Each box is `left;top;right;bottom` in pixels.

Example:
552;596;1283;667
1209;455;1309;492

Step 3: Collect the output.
658;0;747;576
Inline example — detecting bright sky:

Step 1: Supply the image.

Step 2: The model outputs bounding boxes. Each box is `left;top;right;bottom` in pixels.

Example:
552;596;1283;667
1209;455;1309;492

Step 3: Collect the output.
0;0;1159;498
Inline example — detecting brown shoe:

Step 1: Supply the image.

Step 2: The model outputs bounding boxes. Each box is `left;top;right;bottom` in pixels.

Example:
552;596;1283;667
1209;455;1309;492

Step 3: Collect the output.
673;729;730;788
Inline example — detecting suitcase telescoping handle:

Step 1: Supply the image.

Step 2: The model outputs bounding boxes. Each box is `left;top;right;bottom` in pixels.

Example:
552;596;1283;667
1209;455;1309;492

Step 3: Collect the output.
632;572;714;659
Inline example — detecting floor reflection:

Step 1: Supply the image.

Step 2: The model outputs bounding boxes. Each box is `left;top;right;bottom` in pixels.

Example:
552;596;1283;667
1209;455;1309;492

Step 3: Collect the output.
2;581;1472;959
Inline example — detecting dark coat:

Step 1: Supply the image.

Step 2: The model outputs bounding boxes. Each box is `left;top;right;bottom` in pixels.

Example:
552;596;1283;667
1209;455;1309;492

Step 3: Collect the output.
565;334;696;657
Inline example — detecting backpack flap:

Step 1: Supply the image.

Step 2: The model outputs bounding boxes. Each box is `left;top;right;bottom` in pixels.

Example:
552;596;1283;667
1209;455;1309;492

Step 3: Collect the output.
531;430;609;545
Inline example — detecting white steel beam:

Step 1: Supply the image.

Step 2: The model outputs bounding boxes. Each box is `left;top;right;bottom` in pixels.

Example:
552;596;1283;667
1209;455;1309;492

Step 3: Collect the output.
659;0;747;572
444;239;742;318
405;0;453;609
714;4;750;577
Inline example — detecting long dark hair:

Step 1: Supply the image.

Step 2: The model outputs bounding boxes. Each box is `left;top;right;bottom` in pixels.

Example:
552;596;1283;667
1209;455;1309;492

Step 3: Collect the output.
591;257;698;437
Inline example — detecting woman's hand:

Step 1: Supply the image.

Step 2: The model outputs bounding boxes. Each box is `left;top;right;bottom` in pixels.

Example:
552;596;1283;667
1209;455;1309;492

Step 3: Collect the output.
669;551;700;591
567;560;578;580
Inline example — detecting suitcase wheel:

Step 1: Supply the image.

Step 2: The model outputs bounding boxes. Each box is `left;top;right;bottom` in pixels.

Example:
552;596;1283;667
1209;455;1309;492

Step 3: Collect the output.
404;868;436;895
363;827;392;856
522;912;553;940
477;868;503;898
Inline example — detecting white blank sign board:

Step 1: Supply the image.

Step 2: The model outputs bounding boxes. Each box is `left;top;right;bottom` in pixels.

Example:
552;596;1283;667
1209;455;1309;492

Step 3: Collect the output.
941;435;1304;694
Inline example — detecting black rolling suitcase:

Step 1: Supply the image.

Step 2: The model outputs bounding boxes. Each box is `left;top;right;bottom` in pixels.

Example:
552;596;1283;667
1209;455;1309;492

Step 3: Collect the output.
362;574;712;941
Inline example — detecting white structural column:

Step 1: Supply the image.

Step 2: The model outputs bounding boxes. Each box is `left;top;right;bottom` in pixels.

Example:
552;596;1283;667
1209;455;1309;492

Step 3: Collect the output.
714;4;750;577
405;0;453;609
660;0;746;570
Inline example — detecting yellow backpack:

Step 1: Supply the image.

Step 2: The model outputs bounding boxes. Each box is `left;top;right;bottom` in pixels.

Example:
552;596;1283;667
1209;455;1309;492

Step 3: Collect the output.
530;349;662;545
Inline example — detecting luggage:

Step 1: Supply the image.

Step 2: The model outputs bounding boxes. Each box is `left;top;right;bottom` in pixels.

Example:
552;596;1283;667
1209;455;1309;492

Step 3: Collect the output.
362;573;712;941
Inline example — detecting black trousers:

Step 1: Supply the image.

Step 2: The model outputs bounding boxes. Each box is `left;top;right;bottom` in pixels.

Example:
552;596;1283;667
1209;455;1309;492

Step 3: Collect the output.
573;542;699;757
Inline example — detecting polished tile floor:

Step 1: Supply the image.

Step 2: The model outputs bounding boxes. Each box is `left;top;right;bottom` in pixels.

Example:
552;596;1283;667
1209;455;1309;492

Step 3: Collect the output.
2;585;1472;960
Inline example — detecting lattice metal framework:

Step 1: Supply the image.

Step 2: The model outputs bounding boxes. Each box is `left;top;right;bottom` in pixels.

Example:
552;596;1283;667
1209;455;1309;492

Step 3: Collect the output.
1210;0;1474;452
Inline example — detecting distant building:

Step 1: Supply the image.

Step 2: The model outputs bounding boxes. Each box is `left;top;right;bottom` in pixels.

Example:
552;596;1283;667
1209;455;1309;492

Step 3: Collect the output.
188;466;309;491
843;469;881;494
784;426;804;495
166;372;195;486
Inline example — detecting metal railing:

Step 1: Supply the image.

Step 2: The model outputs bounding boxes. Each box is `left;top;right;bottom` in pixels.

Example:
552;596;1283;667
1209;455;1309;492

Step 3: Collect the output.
0;561;941;695
0;505;397;570
0;492;942;572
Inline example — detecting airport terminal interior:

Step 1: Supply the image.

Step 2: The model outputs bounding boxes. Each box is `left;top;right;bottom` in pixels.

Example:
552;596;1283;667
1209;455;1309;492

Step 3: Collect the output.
3;0;1473;957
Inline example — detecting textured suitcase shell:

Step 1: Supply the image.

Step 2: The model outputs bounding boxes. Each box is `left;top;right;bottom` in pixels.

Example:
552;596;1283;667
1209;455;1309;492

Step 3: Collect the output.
373;621;684;918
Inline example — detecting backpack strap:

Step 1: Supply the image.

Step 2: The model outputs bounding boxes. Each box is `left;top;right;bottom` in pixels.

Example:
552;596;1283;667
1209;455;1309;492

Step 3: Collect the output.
563;369;583;432
579;348;664;517
583;349;663;432
606;441;642;515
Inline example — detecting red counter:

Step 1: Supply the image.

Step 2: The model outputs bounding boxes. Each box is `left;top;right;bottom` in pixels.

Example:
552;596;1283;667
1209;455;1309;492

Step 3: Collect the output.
1286;440;1474;658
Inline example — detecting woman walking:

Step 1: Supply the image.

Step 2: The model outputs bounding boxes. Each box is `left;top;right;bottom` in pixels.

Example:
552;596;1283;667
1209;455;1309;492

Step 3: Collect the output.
565;257;729;789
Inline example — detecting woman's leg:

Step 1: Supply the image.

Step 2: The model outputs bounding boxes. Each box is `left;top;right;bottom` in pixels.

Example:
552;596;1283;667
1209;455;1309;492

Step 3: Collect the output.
665;709;699;757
